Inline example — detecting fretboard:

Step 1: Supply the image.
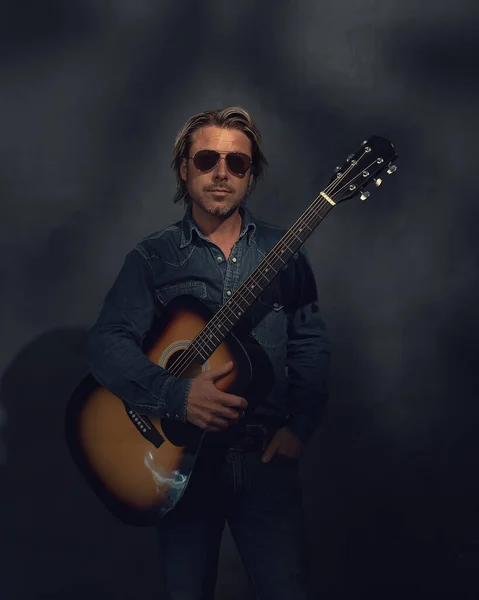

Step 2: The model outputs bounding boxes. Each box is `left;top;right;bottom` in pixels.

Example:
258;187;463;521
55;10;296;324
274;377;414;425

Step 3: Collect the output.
188;193;334;364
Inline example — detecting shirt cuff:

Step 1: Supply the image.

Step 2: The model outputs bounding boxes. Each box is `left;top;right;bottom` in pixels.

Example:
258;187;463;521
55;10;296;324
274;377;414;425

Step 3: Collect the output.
159;376;193;422
285;413;316;447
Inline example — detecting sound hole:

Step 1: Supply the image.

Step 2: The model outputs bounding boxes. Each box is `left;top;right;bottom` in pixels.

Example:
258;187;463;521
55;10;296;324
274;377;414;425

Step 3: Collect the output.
165;349;205;379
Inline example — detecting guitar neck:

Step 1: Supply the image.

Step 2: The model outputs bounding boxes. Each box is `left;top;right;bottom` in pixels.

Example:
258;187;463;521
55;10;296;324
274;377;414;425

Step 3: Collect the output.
188;135;398;363
191;192;334;360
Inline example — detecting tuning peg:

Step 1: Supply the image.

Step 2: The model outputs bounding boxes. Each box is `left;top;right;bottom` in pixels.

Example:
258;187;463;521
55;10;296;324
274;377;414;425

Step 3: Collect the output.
387;165;397;175
360;191;370;201
374;178;383;187
347;154;355;162
334;165;342;173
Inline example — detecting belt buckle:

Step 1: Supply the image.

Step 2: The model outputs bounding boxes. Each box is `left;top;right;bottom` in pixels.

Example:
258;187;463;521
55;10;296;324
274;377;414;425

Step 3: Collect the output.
244;423;269;451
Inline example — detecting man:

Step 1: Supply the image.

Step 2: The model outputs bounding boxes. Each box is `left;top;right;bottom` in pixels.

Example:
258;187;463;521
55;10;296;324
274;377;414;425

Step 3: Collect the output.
88;107;330;600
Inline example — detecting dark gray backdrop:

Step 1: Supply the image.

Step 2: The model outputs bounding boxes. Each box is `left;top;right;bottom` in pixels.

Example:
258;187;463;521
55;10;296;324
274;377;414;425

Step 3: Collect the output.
1;1;478;598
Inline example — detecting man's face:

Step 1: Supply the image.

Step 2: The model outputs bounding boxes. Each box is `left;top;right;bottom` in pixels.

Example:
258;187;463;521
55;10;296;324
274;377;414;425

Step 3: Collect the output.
180;125;253;220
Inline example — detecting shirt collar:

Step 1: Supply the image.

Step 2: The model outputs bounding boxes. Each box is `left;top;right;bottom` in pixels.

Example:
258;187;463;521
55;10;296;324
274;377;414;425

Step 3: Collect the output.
179;204;257;249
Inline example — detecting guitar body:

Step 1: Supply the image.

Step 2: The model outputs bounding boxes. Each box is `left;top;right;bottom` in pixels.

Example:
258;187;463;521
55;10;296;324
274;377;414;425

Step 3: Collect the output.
65;295;274;526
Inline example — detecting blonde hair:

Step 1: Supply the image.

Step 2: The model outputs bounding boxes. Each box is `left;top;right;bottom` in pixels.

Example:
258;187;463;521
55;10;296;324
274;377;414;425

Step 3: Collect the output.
171;106;268;206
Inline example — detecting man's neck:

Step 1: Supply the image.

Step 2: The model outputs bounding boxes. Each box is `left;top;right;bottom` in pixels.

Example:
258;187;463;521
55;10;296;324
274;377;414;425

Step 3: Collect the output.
191;205;243;244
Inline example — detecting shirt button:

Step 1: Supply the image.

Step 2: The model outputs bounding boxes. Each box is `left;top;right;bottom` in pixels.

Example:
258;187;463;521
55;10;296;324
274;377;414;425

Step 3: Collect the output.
273;302;279;308
166;412;170;418
232;257;237;263
226;290;232;296
217;256;223;262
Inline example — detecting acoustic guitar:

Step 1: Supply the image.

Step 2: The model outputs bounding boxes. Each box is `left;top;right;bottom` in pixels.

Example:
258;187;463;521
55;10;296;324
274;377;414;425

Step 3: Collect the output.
65;136;398;526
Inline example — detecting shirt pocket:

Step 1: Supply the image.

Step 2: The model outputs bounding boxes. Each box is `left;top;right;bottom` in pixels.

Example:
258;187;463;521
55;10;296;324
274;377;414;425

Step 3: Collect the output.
155;280;207;307
252;285;288;349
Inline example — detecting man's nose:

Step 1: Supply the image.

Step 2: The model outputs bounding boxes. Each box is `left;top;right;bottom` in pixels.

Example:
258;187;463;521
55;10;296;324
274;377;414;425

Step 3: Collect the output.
213;157;228;178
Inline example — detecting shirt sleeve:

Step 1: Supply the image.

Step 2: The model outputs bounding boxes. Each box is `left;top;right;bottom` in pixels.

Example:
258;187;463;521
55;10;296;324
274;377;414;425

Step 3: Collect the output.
87;247;192;421
284;246;331;446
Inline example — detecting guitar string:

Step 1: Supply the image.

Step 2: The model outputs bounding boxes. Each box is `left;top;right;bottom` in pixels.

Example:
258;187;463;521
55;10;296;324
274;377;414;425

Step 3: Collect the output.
166;151;380;379
166;153;386;380
165;195;332;378
166;151;378;380
167;151;381;380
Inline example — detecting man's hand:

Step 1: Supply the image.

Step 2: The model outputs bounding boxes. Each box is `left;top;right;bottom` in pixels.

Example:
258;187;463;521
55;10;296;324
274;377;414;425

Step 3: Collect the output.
186;361;247;432
261;426;303;463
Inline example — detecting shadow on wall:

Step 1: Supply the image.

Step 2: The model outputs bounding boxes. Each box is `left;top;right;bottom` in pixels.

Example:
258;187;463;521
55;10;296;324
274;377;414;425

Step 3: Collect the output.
0;329;165;600
387;18;479;93
0;0;101;61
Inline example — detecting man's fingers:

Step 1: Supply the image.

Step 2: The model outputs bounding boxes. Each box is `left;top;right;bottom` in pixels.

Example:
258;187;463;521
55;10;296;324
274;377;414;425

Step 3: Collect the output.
219;392;248;410
261;438;280;463
224;406;244;420
205;413;231;431
205;361;234;381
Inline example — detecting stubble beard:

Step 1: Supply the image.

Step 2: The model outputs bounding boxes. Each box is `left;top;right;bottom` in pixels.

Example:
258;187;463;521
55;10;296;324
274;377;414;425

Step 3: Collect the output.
192;192;246;221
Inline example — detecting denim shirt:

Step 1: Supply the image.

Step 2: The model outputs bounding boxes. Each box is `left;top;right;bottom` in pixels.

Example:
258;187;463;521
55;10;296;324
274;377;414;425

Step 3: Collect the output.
87;205;330;446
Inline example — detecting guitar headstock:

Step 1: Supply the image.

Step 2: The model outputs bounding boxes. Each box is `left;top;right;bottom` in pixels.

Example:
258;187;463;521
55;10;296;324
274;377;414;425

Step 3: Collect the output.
326;136;398;204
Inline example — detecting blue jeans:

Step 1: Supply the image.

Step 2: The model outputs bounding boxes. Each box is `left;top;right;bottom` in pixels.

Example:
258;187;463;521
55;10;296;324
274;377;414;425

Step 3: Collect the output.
156;443;311;600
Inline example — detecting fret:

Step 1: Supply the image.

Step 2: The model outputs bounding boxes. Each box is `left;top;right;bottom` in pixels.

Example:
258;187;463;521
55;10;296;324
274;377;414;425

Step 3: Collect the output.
221;309;235;326
262;260;277;275
191;343;210;362
231;296;247;314
295;220;312;233
216;320;225;334
201;334;216;352
289;229;303;243
245;283;259;297
280;239;294;253
206;329;221;344
256;269;271;285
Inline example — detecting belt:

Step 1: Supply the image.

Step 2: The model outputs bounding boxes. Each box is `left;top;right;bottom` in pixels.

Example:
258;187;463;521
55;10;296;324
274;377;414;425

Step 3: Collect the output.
227;424;270;452
227;417;286;452
203;417;287;452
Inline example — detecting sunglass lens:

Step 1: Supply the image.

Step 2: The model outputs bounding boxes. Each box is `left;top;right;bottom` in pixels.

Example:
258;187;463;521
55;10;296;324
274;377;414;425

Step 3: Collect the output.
226;153;249;175
194;150;219;172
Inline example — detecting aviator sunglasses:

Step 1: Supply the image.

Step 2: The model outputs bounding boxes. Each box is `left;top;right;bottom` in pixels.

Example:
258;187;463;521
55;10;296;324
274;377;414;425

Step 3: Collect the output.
189;150;252;177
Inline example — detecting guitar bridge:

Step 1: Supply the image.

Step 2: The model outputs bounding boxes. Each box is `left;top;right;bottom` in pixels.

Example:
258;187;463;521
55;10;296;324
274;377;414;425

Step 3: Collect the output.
125;406;164;448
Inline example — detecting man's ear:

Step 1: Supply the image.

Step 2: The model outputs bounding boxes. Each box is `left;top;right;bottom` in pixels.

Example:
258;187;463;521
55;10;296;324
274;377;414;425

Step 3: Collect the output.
180;158;187;182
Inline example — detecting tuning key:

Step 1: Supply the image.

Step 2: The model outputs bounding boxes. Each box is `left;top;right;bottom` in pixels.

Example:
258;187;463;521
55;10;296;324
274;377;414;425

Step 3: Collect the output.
360;191;370;201
374;178;383;187
387;164;397;175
